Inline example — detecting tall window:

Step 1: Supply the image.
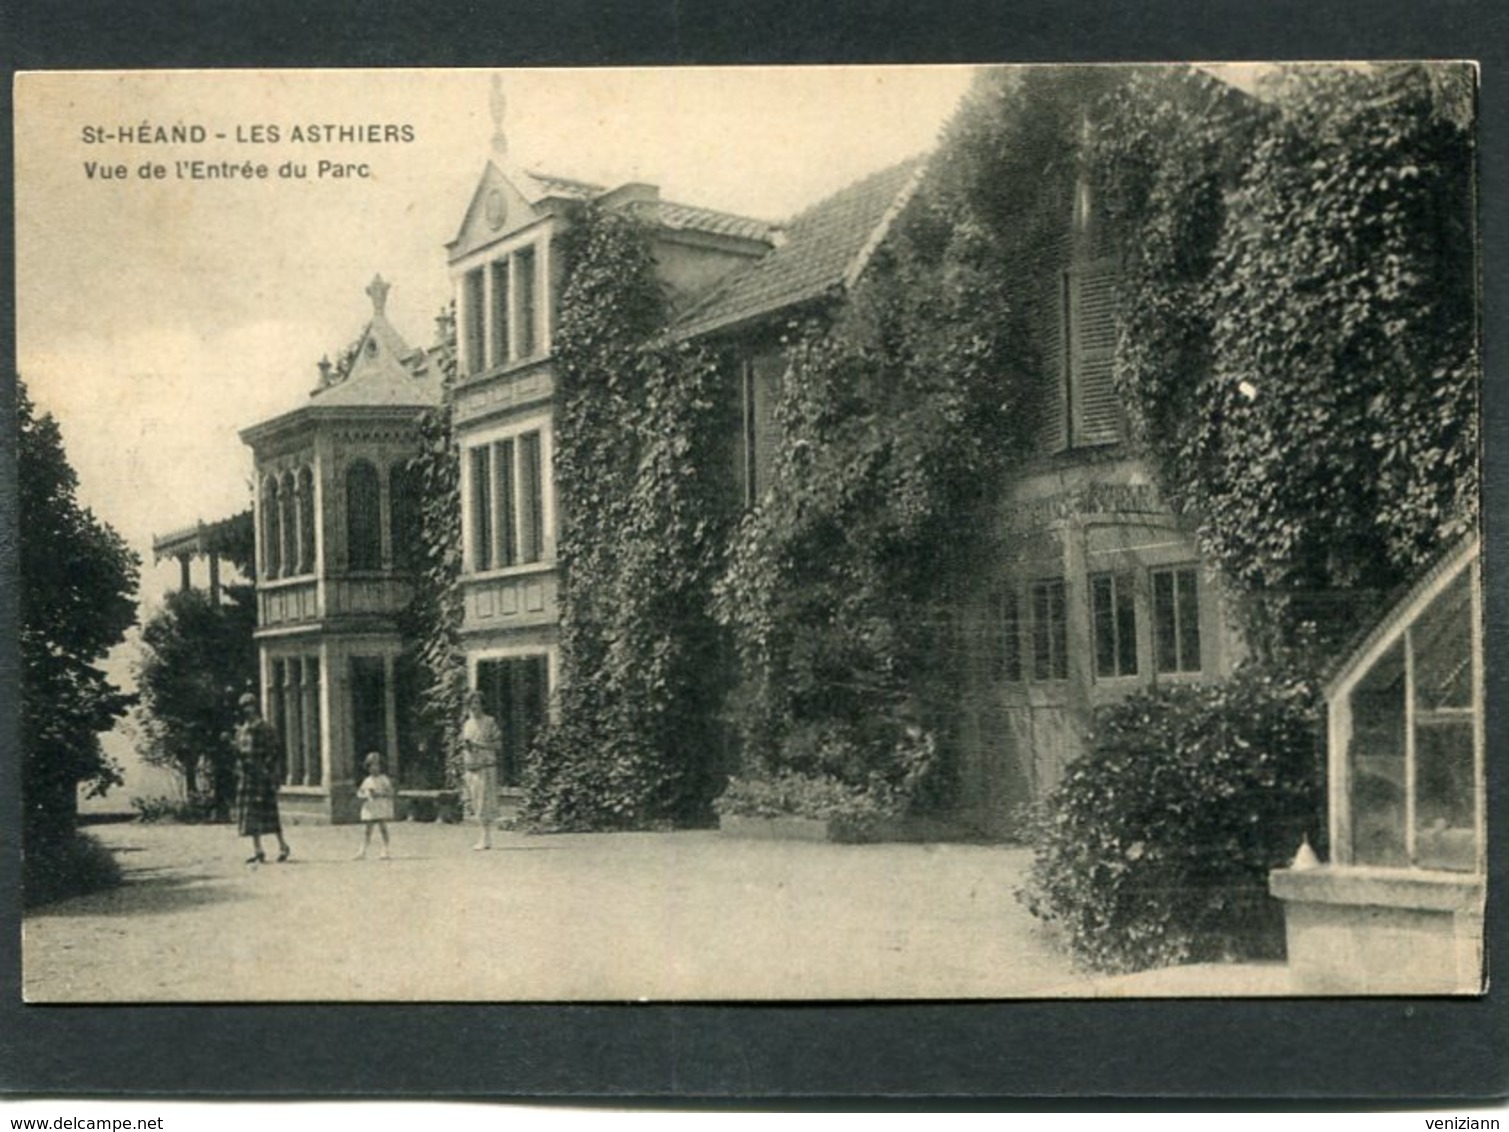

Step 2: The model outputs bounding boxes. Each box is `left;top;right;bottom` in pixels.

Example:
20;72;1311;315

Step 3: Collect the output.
262;475;281;579
297;467;316;574
1091;572;1138;678
1031;578;1068;682
461;242;543;377
1152;567;1202;674
489;259;511;367
278;471;296;580
346;460;382;571
462;268;485;376
518;432;543;564
475;655;550;788
470;446;493;571
515;246;537;360
991;586;1023;684
467;429;547;572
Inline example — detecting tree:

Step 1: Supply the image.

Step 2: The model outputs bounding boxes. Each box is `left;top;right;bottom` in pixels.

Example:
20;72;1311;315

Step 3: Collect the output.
133;583;258;817
18;377;139;848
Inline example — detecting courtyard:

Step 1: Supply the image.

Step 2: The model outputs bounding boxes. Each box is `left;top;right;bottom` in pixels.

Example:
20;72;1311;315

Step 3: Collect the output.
23;819;1292;1002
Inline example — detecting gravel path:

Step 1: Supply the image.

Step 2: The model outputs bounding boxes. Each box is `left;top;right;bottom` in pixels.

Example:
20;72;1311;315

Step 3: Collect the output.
24;820;1111;1002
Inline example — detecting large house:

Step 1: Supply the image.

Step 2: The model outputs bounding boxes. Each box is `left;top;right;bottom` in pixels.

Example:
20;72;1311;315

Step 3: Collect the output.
229;82;1244;833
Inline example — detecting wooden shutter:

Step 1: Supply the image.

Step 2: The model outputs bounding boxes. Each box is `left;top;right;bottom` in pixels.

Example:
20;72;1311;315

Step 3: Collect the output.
1070;259;1121;447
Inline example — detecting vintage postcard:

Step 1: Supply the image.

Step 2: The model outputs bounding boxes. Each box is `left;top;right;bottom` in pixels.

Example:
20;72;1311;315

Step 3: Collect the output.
14;64;1484;1004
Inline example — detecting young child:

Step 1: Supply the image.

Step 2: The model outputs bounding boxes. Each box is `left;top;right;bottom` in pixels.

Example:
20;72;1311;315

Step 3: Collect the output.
354;752;395;860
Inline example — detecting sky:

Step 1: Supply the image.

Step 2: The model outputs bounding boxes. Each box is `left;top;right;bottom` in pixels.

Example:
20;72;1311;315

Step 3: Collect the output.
15;66;980;608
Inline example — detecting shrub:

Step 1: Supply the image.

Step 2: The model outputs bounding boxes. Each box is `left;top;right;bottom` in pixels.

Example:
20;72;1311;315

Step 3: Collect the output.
23;831;123;909
131;792;219;824
1016;666;1322;973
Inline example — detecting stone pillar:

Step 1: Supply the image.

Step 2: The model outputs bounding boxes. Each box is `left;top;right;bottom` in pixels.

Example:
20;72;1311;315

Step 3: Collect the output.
301;656;319;786
383;653;400;781
282;660;301;786
208;552;221;605
178;554;192;592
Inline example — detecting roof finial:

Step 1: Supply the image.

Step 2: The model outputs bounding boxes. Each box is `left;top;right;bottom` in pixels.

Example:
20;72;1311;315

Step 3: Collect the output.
490;73;508;161
366;273;390;316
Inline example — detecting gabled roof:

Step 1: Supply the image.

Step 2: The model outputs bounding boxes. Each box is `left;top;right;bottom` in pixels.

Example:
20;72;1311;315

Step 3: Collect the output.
673;156;927;339
449;160;773;255
309;301;440;410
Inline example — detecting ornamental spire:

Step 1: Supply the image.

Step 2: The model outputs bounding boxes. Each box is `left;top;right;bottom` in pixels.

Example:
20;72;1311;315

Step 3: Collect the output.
490;73;508;161
366;273;390;316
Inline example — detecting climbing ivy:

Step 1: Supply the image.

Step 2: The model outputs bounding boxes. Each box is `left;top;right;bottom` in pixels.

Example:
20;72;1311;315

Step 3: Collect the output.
1093;63;1479;662
714;68;1114;818
399;304;467;789
524;204;737;830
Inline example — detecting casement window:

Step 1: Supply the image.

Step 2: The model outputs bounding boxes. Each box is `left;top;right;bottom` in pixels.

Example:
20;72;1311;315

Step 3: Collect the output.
475;654;550;788
991;586;1024;684
1030;578;1069;682
461;242;544;377
1343;559;1480;873
1091;572;1138;678
1061;257;1121;449
1152;566;1202;675
466;428;548;572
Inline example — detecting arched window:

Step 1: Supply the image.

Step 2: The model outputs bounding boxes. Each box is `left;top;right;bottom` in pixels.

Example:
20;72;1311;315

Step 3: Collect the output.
279;471;297;581
346;460;382;571
262;475;282;579
297;467;316;574
390;460;422;573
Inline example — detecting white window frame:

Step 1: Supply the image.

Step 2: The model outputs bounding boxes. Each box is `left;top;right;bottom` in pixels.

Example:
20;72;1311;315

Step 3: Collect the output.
460;412;555;578
453;227;551;378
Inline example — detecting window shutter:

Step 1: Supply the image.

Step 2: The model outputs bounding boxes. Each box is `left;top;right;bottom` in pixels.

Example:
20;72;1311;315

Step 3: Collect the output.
1042;277;1069;453
1070;260;1121;446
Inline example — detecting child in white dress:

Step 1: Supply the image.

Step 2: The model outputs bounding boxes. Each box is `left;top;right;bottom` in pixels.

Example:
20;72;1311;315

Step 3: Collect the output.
354;751;395;860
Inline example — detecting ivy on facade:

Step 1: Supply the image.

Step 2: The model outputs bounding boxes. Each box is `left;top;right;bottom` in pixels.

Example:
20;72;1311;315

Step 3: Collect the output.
524;204;737;830
714;68;1112;819
400;304;467;789
1092;63;1479;663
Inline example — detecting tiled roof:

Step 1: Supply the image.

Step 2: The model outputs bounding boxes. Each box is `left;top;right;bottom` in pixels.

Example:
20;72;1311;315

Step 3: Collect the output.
674;157;926;339
630;198;776;244
525;168;773;242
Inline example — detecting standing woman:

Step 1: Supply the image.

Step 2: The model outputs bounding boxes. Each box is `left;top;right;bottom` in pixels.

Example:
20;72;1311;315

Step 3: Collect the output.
234;692;291;865
460;691;500;851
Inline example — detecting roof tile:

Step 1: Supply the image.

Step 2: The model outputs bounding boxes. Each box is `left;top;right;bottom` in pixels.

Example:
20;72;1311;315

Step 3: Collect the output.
674;157;924;338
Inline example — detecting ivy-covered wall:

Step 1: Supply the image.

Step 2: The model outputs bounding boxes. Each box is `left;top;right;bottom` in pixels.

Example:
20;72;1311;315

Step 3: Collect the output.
523;204;740;830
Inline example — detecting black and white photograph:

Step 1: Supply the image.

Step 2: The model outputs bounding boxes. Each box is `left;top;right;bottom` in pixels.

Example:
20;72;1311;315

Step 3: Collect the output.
13;63;1484;1006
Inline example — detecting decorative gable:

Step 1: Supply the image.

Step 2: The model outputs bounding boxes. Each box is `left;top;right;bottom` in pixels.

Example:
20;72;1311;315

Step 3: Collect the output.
448;161;549;264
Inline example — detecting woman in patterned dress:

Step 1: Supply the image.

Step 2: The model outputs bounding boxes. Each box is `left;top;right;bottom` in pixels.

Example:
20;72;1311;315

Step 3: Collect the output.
234;692;291;865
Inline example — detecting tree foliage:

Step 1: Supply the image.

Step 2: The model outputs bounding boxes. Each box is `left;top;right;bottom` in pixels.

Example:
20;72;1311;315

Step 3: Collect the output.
133;584;258;817
1095;63;1479;660
17;377;139;845
525;204;737;829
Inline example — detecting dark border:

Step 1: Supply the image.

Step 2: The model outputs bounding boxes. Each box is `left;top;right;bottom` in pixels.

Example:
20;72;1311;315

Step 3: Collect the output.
2;0;1506;1103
